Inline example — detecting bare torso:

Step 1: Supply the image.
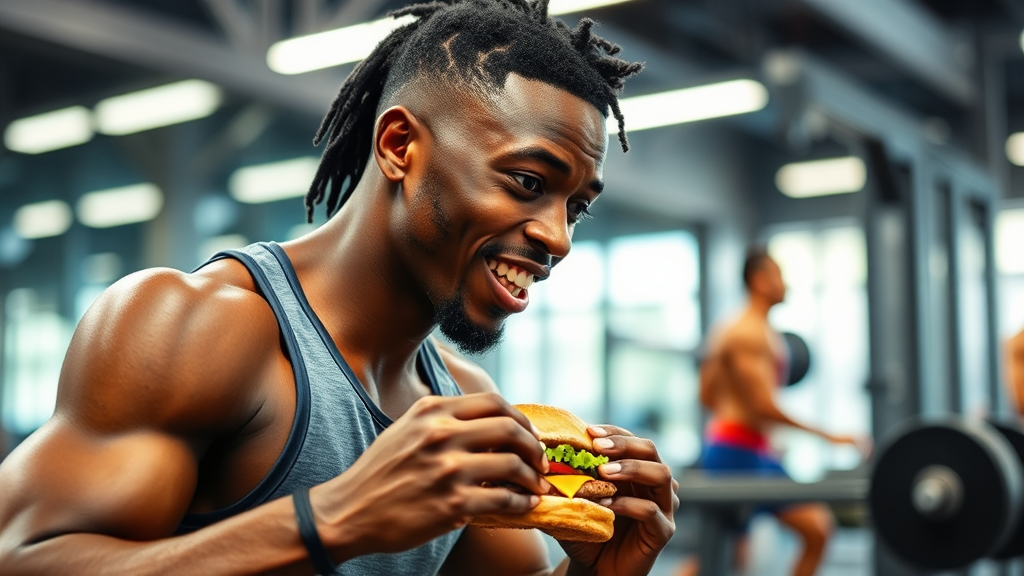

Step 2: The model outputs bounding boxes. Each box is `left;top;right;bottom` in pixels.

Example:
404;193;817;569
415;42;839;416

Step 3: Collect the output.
700;311;787;433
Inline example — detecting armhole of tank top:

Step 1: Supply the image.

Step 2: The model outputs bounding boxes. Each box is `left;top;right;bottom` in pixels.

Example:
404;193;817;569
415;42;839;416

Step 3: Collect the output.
177;249;312;530
419;339;462;398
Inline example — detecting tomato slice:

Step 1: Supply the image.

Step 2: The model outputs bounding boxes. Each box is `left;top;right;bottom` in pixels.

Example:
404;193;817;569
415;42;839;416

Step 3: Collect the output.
547;461;578;475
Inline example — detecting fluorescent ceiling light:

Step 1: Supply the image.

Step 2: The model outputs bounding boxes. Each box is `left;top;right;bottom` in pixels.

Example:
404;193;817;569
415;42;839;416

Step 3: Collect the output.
14;200;73;239
613;79;769;132
997;208;1024;274
1020;29;1024;55
549;0;631;15
776;156;866;198
268;15;416;74
229;157;319;204
1007;132;1024;167
4;107;93;154
94;80;221;136
268;0;630;74
77;183;164;228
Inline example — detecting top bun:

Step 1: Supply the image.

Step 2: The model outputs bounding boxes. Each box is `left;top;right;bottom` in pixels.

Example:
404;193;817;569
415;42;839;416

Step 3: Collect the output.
515;404;593;451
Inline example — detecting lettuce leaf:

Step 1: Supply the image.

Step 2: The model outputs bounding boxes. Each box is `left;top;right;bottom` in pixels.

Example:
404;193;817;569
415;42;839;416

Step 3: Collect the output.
545;444;609;470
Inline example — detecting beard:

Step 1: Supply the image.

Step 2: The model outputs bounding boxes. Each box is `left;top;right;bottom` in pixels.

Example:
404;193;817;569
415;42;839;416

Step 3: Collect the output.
434;288;506;355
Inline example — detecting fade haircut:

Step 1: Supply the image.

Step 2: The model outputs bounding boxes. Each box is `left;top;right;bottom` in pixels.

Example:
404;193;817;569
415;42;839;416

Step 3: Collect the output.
742;245;773;289
304;0;644;222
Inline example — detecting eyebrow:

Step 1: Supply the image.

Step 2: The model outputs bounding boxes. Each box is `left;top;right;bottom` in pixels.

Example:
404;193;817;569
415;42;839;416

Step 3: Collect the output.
508;147;604;195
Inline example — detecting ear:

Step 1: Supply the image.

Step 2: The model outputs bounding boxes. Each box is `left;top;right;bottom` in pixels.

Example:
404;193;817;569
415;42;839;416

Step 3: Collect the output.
373;106;423;183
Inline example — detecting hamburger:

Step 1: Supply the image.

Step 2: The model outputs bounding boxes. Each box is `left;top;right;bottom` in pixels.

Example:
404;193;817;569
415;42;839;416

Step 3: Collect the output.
470;404;617;542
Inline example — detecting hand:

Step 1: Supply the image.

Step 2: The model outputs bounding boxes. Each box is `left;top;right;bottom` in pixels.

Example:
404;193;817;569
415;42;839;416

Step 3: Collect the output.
310;393;551;561
558;425;679;576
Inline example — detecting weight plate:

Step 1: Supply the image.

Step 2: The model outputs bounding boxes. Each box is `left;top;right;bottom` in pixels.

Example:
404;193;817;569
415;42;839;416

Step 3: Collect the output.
988;420;1024;560
781;332;810;386
869;417;1023;570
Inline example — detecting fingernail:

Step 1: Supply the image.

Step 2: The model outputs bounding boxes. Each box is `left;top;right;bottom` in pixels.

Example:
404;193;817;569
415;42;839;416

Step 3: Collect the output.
530;495;541;507
542;457;550;473
540;478;551;492
590;426;608;437
594;438;614;450
600;462;621;475
599;498;613;507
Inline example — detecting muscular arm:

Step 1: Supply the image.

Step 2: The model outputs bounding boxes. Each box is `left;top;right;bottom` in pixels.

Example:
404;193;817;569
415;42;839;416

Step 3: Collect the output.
1008;332;1024;417
434;342;566;576
0;269;317;575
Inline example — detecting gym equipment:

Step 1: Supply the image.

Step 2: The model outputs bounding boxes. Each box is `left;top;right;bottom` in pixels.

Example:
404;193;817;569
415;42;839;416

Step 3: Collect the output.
678;417;1024;572
781;332;810;386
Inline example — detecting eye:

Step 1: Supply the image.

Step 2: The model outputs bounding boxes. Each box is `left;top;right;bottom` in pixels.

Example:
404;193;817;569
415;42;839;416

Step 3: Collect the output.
513;173;544;194
568;201;593;224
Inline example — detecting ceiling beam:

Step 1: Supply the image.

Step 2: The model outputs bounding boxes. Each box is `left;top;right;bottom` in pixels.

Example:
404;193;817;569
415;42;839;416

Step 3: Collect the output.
0;0;337;116
796;0;976;106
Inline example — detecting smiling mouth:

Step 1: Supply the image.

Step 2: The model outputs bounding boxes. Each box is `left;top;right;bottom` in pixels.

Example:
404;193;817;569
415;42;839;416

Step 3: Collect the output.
487;259;535;298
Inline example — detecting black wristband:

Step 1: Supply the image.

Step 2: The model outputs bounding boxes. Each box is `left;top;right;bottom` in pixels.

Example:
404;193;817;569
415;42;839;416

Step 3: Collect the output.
293;487;337;576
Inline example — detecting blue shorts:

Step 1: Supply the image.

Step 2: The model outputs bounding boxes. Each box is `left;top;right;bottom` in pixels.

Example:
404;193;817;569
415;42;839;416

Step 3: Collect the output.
702;442;791;528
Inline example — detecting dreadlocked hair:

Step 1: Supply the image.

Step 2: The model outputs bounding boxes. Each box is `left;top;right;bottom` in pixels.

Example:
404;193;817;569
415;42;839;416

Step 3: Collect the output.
305;0;644;222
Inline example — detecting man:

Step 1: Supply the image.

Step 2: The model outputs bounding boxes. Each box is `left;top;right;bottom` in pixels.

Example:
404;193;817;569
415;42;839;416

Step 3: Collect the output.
696;246;861;576
0;1;678;575
1007;328;1024;416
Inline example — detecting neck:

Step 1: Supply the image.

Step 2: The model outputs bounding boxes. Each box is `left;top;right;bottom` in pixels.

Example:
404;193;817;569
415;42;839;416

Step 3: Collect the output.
281;174;437;391
745;294;774;319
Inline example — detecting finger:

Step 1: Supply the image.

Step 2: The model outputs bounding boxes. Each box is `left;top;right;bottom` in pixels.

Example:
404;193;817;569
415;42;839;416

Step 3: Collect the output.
459;452;551;495
591;435;661;463
598;459;674;511
453;417;548;473
460;486;541;517
442;393;541;439
588;424;635;438
605;496;674;544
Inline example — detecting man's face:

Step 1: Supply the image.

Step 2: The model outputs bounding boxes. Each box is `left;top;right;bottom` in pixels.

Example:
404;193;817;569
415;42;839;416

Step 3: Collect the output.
396;74;608;353
760;259;787;305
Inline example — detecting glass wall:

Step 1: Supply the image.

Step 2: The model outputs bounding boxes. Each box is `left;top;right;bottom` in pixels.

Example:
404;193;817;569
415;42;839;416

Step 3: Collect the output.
766;223;871;481
490;230;704;469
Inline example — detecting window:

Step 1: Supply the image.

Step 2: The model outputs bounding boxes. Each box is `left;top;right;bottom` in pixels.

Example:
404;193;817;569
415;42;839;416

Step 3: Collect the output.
2;289;72;435
767;225;870;481
491;231;703;468
998;208;1024;340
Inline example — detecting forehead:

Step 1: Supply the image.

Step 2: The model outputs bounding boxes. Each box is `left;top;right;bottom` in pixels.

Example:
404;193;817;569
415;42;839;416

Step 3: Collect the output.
436;74;609;164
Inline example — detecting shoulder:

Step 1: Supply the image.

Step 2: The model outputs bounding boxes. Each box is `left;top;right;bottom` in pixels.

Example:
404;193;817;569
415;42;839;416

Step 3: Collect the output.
1011;330;1024;354
59;261;281;435
712;316;770;356
430;338;500;395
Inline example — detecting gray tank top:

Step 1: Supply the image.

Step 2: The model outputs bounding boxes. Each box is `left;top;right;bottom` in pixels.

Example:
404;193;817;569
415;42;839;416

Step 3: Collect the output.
178;241;464;575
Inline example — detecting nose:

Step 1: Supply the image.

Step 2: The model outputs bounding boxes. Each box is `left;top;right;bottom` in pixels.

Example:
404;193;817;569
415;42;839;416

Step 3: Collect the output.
524;206;572;260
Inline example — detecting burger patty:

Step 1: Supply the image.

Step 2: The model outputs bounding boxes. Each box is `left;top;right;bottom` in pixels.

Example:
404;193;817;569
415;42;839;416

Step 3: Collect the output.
486;479;618;501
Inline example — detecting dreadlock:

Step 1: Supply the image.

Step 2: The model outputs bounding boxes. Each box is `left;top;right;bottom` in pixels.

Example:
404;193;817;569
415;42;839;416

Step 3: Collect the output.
304;0;643;222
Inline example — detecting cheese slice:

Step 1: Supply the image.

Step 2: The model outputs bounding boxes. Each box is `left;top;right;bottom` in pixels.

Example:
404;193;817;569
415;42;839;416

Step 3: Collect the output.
545;474;593;498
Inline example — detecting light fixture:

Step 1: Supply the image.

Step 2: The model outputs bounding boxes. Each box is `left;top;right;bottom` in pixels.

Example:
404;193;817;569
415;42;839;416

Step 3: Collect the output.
268;0;631;74
94;80;221;136
613;79;769;133
229;157;319;204
14;200;73;239
1007;132;1024;167
997;208;1024;274
77;183;164;228
1020;29;1024;56
775;156;867;198
4;107;93;154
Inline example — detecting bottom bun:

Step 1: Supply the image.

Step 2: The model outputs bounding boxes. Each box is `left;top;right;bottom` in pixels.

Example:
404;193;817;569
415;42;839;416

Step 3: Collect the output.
469;495;614;542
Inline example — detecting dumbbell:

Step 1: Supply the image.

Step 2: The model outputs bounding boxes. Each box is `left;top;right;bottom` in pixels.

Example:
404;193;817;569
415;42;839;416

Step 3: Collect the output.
870;417;1024;570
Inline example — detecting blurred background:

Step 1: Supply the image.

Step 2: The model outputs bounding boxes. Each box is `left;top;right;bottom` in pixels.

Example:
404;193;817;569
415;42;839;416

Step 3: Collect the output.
0;0;1022;574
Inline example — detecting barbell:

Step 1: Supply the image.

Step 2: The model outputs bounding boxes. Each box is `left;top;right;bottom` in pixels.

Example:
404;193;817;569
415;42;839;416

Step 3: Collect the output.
677;416;1024;571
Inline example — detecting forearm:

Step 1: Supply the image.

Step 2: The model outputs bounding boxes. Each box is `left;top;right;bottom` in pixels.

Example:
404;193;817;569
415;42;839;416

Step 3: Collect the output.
0;495;317;576
754;403;831;440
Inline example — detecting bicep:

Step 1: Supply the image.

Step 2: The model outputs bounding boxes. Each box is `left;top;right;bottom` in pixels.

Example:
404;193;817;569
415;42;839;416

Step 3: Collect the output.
0;417;198;547
440;526;551;576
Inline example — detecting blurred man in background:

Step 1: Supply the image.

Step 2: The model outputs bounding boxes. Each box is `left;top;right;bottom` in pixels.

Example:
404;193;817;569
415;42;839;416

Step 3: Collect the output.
692;246;863;576
1007;328;1024;417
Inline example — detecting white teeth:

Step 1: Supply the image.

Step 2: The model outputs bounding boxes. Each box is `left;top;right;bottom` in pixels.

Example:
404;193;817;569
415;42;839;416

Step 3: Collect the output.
524;274;534;288
488;259;497;270
512;287;522;297
505;267;518;282
514;270;528;288
496;262;509;276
